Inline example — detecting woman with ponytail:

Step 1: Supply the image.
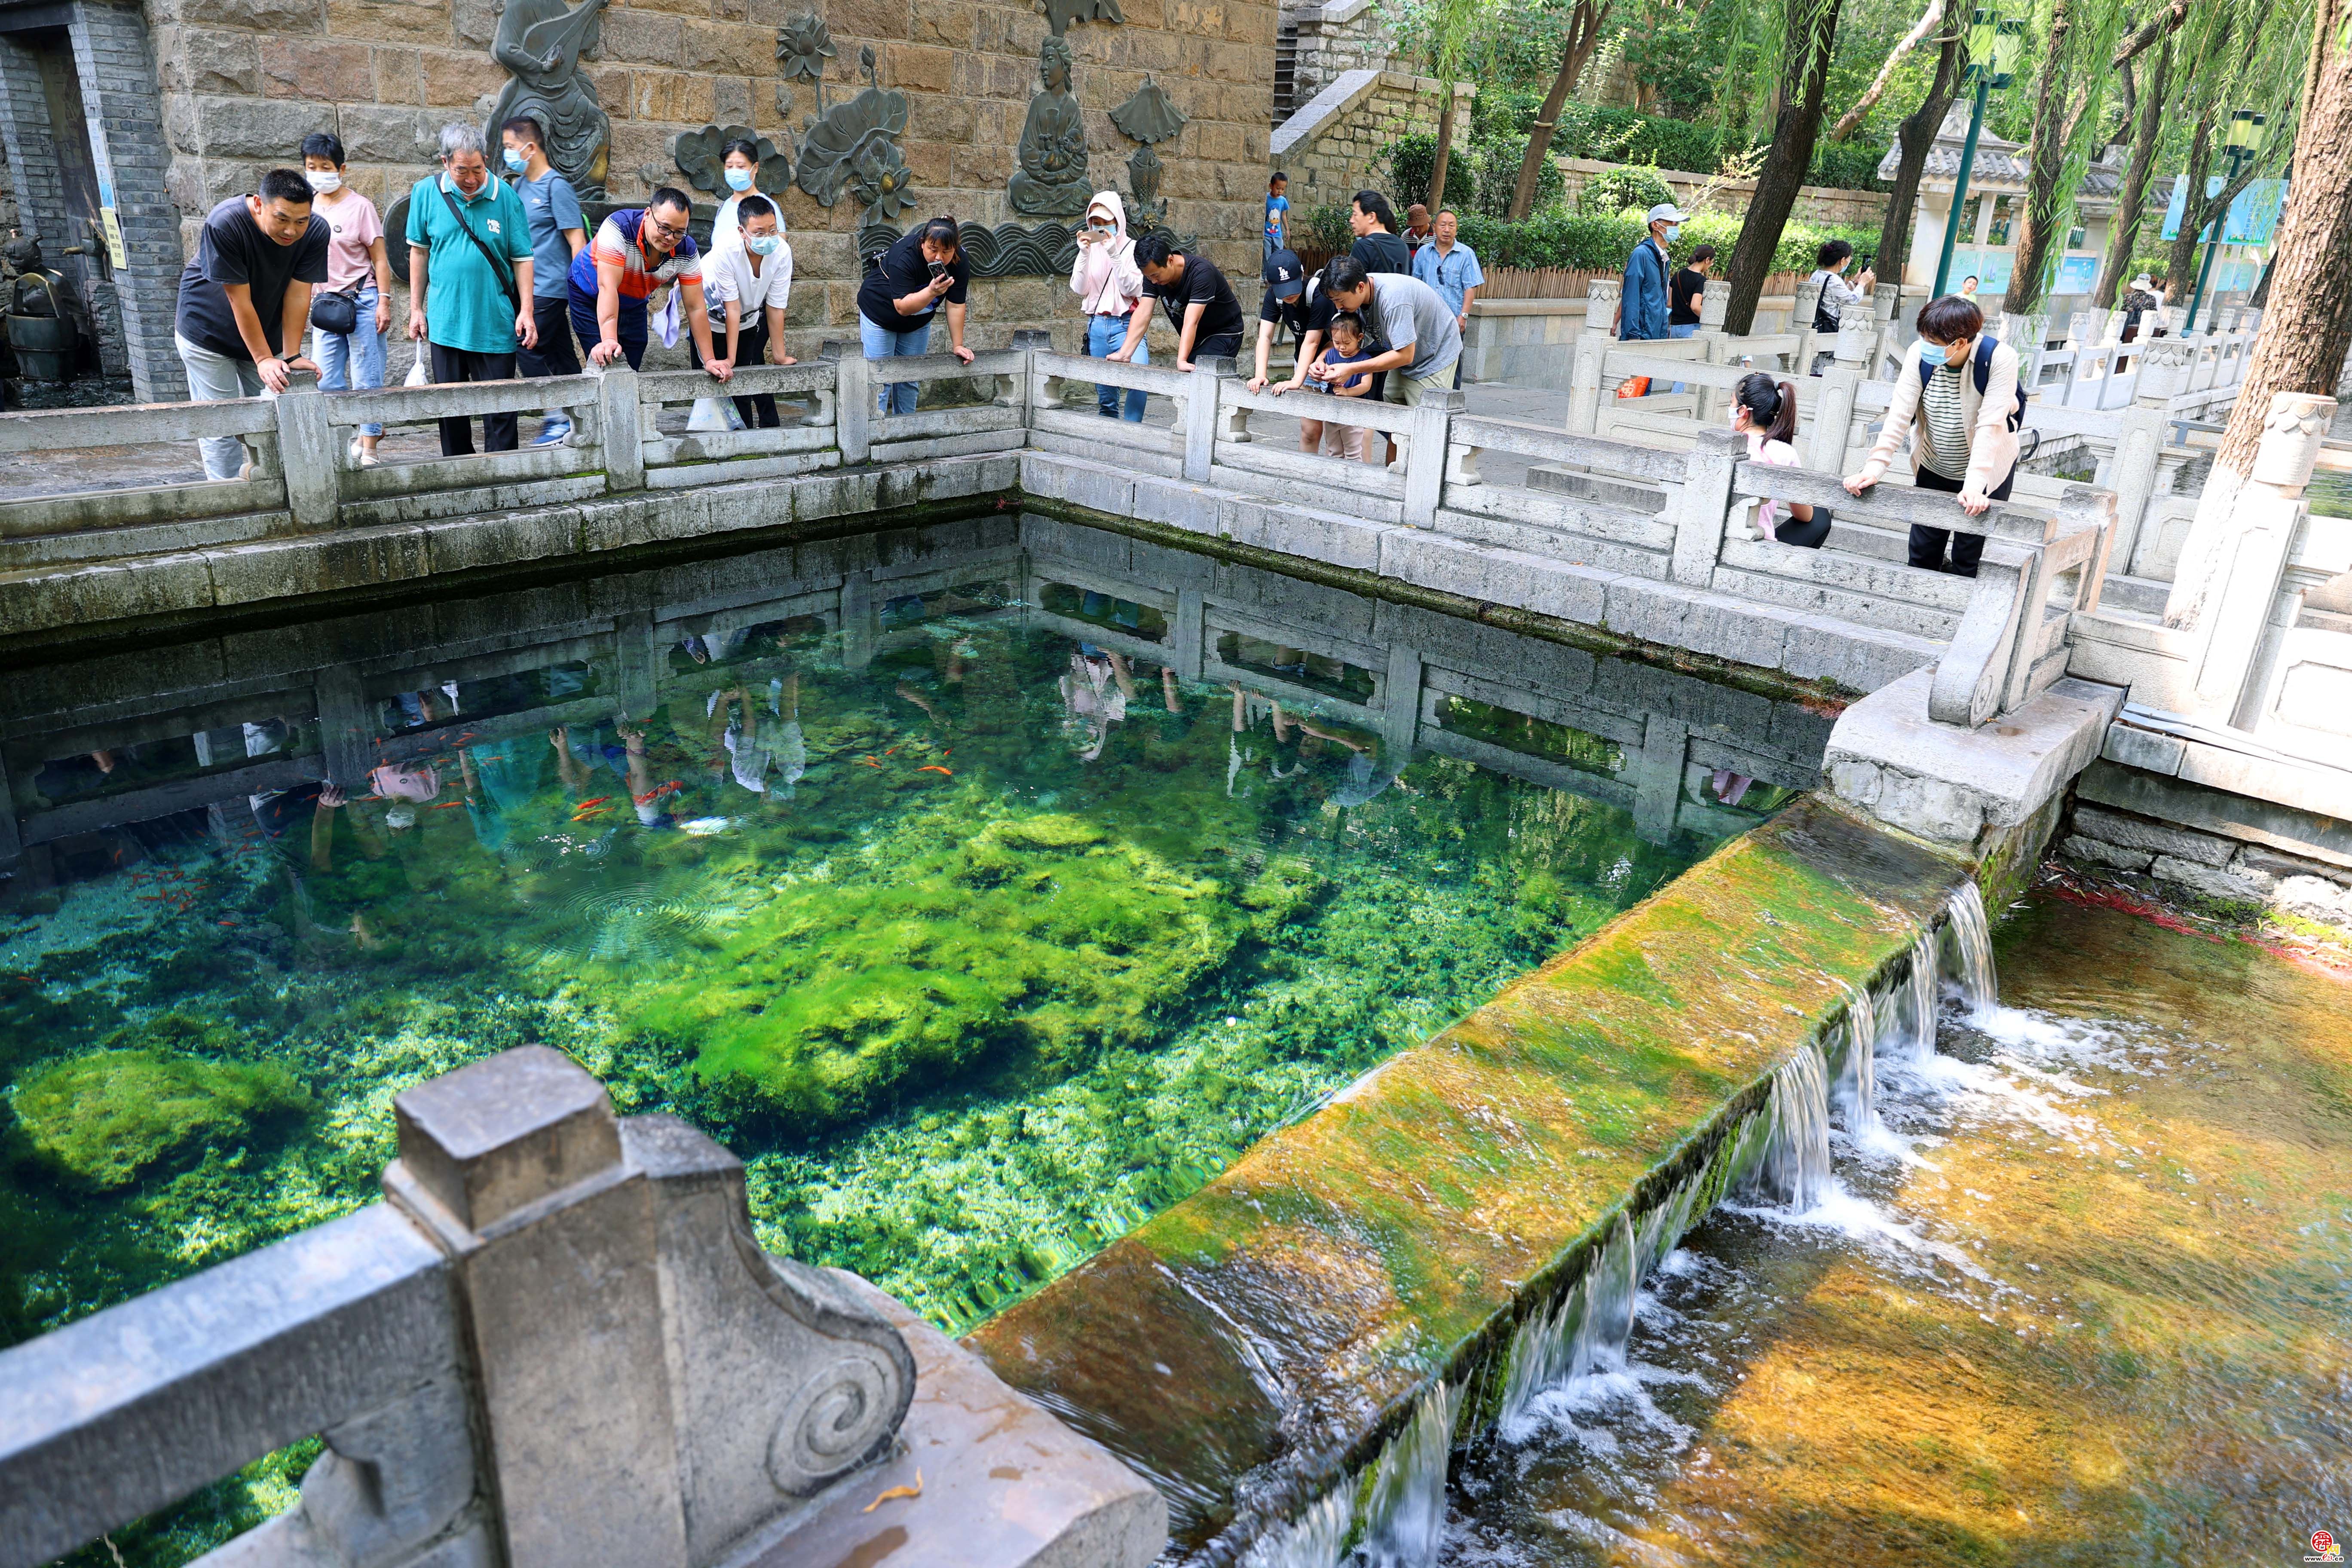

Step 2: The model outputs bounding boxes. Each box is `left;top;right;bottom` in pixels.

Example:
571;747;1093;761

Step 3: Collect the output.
1732;372;1829;548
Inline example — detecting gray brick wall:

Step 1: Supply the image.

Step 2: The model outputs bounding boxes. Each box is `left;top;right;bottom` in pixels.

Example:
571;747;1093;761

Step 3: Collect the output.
71;0;186;399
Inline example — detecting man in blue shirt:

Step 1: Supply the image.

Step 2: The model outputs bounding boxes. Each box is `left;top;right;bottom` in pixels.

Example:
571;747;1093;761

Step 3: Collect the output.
1410;208;1483;386
500;114;587;445
1619;201;1684;342
405;122;536;456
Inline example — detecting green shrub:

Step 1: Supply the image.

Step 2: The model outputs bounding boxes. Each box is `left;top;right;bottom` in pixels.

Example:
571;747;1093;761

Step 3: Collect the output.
1384;132;1476;213
10;1047;312;1189
1297;202;1354;256
1454;205;1877;279
1465;137;1565;219
1577;165;1676;217
1804;140;1890;193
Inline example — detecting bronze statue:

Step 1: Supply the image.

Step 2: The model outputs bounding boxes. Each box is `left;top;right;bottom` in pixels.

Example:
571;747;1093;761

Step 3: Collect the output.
487;0;612;198
1008;36;1089;218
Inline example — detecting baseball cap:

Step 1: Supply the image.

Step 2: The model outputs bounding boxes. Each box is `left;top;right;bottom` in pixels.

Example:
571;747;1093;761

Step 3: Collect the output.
1265;247;1305;299
1646;202;1689;225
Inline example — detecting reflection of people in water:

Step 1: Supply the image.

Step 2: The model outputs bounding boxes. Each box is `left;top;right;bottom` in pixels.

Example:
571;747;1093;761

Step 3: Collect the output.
1225;682;1381;801
370;760;442;831
707;671;804;798
306;781;390;949
1060;645;1134;761
1709;769;1754;808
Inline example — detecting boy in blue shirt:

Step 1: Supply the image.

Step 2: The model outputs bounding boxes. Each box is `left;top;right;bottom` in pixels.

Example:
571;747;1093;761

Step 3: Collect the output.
1265;172;1289;265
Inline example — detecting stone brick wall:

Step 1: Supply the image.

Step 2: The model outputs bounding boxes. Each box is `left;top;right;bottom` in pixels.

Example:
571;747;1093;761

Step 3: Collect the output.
1283;0;1389;109
1269;69;1467;222
139;0;1274;361
2061;796;2352;936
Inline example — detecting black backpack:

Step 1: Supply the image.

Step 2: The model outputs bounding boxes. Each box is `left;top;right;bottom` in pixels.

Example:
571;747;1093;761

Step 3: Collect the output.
1914;334;2030;438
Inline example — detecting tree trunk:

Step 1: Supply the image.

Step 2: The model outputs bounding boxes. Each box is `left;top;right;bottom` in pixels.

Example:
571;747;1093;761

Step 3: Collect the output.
2214;0;2352;477
1722;0;1847;332
1508;0;1611;221
2164;108;2217;296
2000;0;2076;316
1429;83;1458;210
2096;32;2170;308
1874;32;1963;283
1831;0;1944;141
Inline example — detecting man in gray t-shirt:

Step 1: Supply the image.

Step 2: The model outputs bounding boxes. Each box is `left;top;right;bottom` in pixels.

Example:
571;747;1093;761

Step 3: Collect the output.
1317;259;1461;389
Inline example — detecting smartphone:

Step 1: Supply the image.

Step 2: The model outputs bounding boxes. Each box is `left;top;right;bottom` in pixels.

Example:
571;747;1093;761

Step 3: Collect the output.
927;260;948;279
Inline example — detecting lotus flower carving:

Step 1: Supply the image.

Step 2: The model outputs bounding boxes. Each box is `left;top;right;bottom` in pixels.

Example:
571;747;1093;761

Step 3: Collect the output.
795;47;910;209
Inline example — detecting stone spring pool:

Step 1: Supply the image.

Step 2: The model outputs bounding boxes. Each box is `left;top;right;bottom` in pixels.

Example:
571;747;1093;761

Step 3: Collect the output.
0;514;1829;1565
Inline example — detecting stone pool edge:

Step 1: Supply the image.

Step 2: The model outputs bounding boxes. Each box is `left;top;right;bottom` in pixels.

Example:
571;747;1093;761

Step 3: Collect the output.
963;795;1971;1563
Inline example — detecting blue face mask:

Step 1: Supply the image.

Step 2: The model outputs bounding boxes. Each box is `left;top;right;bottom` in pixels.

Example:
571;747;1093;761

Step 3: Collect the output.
1661;224;1681;242
502;148;527;172
726;168;755;192
747;233;781;257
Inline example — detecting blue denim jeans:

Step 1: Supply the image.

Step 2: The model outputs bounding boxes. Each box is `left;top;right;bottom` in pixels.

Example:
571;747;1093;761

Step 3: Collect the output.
312;286;386;437
1666;320;1697;395
1087;312;1148;421
860;318;932;416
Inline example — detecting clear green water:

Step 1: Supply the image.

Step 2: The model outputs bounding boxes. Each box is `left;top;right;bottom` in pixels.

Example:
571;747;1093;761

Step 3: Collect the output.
2;523;1820;1565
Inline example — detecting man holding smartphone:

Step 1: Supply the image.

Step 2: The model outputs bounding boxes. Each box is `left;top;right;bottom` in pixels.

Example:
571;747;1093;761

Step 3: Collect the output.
856;215;975;415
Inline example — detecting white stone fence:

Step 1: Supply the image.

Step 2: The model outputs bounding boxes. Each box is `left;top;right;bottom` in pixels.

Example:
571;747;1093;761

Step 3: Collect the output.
0;1047;1161;1568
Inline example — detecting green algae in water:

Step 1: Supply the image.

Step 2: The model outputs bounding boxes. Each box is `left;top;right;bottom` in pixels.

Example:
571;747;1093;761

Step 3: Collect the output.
11;1045;310;1190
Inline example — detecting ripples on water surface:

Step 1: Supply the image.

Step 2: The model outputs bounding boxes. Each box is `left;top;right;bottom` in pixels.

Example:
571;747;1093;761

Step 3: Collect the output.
1442;891;2352;1568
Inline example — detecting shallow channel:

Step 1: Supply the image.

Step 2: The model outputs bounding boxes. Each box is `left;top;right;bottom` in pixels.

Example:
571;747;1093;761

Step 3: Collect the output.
1437;889;2352;1568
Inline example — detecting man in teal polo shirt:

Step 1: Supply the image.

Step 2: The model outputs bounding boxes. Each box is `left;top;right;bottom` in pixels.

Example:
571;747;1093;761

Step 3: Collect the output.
406;121;537;456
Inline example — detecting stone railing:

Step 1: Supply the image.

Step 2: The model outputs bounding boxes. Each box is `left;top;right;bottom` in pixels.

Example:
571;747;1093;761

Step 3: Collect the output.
1;333;2116;731
0;1047;1163;1568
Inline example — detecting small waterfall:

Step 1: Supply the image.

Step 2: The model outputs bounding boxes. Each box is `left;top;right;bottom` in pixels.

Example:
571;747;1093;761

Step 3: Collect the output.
1237;1485;1353;1568
1357;1382;1462;1568
1496;1210;1638;1434
1835;981;1880;1138
1740;1042;1833;1211
1894;930;1940;1065
1945;880;1999;1012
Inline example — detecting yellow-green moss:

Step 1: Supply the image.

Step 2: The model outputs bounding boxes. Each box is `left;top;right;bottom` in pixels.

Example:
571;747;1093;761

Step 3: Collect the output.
11;1049;312;1191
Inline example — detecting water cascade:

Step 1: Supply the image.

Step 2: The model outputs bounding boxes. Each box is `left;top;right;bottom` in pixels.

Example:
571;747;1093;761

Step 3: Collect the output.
1893;929;1941;1065
1741;1041;1834;1210
1237;1384;1463;1568
1834;981;1880;1138
1945;880;1999;1011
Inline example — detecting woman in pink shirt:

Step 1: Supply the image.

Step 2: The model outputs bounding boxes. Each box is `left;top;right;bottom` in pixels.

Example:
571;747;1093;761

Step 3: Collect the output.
301;132;394;466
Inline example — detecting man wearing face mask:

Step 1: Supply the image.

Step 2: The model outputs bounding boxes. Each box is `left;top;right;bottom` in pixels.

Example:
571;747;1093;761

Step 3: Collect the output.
501;116;587;445
1069;190;1151;421
699;193;796;429
1843;294;2024;576
1619;202;1684;343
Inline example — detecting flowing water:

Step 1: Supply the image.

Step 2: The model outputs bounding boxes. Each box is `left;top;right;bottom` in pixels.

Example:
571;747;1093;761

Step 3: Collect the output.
1437;888;2352;1568
0;521;1833;1567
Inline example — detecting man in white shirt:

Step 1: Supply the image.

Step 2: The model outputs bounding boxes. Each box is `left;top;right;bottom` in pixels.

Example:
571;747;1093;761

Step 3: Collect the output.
698;193;795;428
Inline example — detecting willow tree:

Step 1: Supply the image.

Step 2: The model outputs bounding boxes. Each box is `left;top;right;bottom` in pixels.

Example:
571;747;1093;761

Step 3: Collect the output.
1866;16;1965;284
1415;0;1488;210
1998;0;2141;318
1507;0;1616;220
2161;0;2301;299
2095;27;2174;307
1722;0;1848;332
2168;0;2352;629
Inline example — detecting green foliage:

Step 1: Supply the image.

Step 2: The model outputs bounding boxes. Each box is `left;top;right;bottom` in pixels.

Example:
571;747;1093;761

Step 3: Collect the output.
1455;205;1875;277
1463;136;1565;218
10;1043;311;1191
623;808;1243;1129
1804;139;1890;194
1385;132;1476;213
1578;165;1676;216
1297;202;1355;256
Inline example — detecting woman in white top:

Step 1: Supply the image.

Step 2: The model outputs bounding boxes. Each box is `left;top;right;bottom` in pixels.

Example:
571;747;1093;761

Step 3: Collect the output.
1732;372;1828;548
711;138;783;253
1807;237;1874;374
697;193;796;428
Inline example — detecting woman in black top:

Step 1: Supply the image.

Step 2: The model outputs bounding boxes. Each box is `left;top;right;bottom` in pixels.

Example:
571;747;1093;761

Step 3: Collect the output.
856;216;976;415
1668;244;1714;336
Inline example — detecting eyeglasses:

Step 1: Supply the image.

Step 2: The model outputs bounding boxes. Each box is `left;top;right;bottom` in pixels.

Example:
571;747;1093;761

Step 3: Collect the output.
643;213;687;244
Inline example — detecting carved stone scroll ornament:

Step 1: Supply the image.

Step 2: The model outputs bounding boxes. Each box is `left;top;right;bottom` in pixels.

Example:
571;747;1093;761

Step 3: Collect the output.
674;123;792;198
1008;35;1090;217
858;220;1078;278
797;44;915;216
485;0;612;198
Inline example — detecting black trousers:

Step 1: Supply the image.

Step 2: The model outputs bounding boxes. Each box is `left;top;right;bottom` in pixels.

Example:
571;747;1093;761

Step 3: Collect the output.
429;342;519;456
1907;463;2016;576
516;296;582;380
690;315;781;429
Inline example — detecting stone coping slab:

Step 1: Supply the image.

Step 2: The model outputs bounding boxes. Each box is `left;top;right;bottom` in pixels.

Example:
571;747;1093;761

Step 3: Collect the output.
964;797;1965;1562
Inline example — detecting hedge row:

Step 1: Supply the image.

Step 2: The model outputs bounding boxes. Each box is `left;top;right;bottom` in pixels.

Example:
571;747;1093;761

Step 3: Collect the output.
1452;207;1881;279
1469;95;1888;195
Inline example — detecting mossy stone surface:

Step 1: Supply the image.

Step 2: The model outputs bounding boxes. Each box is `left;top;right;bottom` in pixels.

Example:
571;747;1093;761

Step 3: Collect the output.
965;796;1967;1553
11;1049;312;1191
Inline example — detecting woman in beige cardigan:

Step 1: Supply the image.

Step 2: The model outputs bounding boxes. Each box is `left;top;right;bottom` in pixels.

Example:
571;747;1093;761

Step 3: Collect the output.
1842;295;2023;577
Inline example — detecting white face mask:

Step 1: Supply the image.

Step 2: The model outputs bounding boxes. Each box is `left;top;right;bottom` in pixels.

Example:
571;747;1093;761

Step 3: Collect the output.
747;233;781;257
306;170;342;194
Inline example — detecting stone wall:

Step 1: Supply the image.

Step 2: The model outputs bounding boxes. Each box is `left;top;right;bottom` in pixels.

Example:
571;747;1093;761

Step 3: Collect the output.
1283;0;1389;109
1269;67;1467;218
137;0;1274;362
1555;157;1888;231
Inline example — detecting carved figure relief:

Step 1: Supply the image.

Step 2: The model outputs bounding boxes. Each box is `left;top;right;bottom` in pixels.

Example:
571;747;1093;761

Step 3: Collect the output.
1008;36;1090;217
1109;76;1185;228
486;0;611;198
674;124;792;197
1039;0;1122;35
796;44;915;216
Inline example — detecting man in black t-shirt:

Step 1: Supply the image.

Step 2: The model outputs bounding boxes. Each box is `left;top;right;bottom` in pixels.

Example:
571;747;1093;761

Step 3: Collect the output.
1668;243;1714;336
1348;190;1412;274
1121;234;1245;369
175;168;329;481
1246;248;1345;453
856;216;975;414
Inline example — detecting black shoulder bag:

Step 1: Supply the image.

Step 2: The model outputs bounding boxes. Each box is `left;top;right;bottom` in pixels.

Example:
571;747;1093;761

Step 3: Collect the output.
436;182;520;312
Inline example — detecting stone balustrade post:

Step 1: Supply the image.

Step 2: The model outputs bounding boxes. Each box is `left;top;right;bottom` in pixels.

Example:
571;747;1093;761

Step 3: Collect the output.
595;364;646;493
1693;281;1732;421
1566;278;1617;435
2132;336;2196;411
1400;387;1460;527
1810;361;1863;475
1791;275;1825;374
1182;355;1237;483
1006;330;1050;421
1667;426;1741;588
1870;282;1902;378
270;368;339;531
826;342;872;465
